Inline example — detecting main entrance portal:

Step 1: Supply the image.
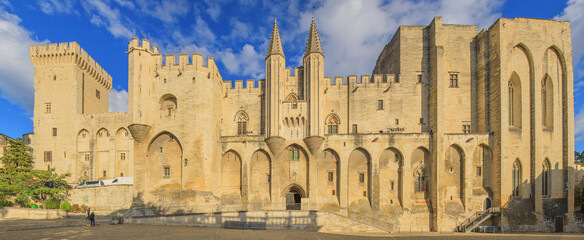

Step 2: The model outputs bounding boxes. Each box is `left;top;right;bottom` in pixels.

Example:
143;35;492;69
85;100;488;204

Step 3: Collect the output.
286;191;301;210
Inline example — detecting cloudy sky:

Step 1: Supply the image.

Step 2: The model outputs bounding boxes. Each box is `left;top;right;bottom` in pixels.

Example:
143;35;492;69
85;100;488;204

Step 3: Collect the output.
0;0;582;151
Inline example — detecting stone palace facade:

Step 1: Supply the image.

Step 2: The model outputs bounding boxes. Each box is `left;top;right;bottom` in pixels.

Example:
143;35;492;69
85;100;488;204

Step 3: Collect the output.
29;17;576;232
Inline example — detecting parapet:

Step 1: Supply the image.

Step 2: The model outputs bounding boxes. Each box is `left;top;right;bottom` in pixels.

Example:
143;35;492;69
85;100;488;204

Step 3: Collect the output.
223;79;263;98
128;38;159;54
128;38;218;74
30;42;112;91
325;74;395;87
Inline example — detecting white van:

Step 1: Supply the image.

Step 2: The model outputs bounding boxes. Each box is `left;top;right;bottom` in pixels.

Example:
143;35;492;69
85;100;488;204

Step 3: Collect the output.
111;177;133;185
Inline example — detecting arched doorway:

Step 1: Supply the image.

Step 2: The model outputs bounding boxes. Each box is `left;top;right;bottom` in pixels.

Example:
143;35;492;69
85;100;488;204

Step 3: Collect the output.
285;184;305;210
484;198;492;211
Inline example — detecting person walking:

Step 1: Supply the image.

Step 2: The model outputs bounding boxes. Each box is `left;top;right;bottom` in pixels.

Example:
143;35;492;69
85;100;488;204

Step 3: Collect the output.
90;212;96;227
86;208;91;220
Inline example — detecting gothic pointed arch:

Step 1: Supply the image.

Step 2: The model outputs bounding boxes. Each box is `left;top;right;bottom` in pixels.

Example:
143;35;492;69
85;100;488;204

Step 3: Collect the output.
148;131;183;154
542;158;551;197
379;147;403;207
278;144;309;198
445;144;465;204
221;150;242;204
160;94;177;117
348;148;372;207
508;72;522;127
512;159;522;197
317;148;341;205
541;74;553;128
283;183;307;198
249;149;271;207
115;127;132;177
234;110;249;135
325;113;340;134
285;92;298;102
77;129;91;181
146;131;183;194
411;147;430;197
95;128;111;179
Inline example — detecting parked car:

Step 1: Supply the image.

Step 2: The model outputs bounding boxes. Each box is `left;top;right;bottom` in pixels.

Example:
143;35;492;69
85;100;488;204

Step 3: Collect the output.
74;180;104;188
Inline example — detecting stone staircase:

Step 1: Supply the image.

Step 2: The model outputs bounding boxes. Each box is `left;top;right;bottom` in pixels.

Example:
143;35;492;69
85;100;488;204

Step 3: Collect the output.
454;207;501;233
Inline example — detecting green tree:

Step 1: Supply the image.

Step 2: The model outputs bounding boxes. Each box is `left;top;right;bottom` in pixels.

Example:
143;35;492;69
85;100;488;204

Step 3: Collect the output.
576;151;584;164
0;138;70;206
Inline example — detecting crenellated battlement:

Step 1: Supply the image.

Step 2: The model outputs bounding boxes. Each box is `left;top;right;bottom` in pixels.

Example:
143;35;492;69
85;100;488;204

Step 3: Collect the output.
128;38;160;54
30;42;113;91
155;53;216;70
325;74;395;87
224;79;262;92
129;38;218;75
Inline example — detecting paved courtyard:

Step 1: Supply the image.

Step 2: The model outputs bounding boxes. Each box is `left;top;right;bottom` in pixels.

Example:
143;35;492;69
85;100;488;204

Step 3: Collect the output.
1;224;584;240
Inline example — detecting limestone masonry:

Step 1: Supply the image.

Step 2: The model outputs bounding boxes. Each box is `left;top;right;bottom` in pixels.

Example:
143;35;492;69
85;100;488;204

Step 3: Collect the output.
29;17;577;232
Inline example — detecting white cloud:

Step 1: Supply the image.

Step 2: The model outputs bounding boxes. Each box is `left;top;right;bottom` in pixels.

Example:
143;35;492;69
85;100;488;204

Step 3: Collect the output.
135;0;189;23
113;0;136;9
555;0;584;78
83;0;136;39
218;44;264;79
293;0;503;76
36;0;76;15
576;108;584;143
205;0;221;21
108;88;128;112
0;8;45;112
193;16;216;43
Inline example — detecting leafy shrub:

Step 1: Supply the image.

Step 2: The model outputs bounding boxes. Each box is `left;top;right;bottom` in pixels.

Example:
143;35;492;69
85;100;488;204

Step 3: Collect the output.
60;201;71;211
80;204;89;213
25;202;38;208
0;200;13;207
15;194;29;207
45;198;60;209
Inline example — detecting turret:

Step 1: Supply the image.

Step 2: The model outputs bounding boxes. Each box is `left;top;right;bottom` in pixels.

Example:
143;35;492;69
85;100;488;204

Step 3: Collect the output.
265;19;286;137
303;17;325;137
127;38;159;124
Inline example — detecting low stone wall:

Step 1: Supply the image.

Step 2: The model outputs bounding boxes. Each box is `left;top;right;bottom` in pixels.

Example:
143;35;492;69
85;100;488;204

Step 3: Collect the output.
0;207;68;219
69;185;133;213
125;210;386;233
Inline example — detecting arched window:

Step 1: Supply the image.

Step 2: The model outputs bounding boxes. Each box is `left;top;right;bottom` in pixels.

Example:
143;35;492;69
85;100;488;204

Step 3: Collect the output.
542;159;551;197
508;72;522;127
235;111;248;135
512;160;521;197
509;81;514;125
414;166;426;192
542;76;553;127
160;94;177;117
326;114;340;134
286;93;298;109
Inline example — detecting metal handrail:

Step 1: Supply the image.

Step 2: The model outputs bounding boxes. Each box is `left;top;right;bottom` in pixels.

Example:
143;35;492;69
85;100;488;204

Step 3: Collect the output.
454;207;501;232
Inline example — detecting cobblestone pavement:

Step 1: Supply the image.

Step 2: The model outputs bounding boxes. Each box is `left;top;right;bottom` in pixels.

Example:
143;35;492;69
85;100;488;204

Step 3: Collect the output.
1;224;584;240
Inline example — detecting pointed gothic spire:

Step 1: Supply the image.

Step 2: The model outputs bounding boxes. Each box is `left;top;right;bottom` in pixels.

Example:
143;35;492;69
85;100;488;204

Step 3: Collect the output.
267;18;284;58
304;17;323;57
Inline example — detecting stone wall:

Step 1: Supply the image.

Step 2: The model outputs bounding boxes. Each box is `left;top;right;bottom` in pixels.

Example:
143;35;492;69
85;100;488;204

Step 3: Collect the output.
125;210;385;233
69;185;133;213
0;207;67;219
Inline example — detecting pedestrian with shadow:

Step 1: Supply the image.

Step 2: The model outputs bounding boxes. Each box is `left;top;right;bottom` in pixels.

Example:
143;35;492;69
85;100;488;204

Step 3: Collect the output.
86;207;91;220
90;212;96;227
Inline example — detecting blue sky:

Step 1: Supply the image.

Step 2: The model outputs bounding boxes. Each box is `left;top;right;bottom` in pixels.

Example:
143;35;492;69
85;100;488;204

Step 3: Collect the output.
0;0;582;151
